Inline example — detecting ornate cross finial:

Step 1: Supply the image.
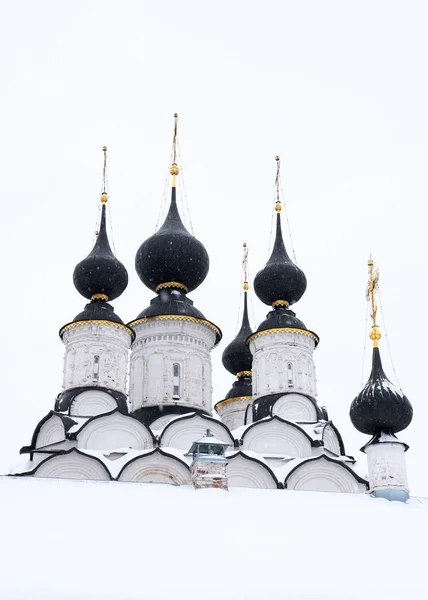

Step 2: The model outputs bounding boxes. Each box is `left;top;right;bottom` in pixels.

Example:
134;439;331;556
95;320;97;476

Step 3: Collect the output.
366;256;381;347
275;155;281;213
101;146;108;204
242;242;249;292
170;113;180;188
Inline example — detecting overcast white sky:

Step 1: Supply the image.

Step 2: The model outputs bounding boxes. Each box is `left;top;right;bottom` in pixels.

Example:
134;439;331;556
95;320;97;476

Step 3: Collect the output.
1;0;427;494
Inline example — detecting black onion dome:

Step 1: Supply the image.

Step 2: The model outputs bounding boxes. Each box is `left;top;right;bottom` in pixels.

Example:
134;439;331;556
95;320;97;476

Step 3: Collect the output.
254;211;307;306
73;204;128;301
135;187;209;293
222;293;253;375
350;347;413;435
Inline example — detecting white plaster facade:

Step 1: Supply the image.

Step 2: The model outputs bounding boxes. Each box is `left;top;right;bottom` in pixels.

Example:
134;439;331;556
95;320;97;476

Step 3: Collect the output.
249;330;317;399
129;318;216;412
215;397;252;430
366;441;409;498
62;323;132;394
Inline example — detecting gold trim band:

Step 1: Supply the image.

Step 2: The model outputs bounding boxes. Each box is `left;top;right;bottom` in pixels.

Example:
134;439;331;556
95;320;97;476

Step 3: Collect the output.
60;320;135;339
91;293;109;302
236;370;252;378
156;281;188;293
272;299;289;308
129;314;221;339
215;396;252;409
247;327;319;345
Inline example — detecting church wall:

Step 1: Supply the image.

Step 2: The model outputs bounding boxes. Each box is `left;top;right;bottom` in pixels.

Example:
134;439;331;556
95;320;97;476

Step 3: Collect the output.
129;319;215;412
62;323;132;395
249;331;317;399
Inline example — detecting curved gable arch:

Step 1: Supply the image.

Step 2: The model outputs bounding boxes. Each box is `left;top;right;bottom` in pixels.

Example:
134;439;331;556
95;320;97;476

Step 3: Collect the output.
33;448;111;481
272;393;318;421
77;410;155;451
117;449;191;485
284;455;368;493
227;452;279;489
241;417;313;457
160;413;234;451
33;412;66;449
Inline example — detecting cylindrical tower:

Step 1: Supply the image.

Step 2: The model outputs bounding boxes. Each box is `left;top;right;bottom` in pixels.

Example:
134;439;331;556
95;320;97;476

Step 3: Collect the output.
248;157;320;423
350;259;413;501
215;244;254;430
128;115;221;424
57;147;134;416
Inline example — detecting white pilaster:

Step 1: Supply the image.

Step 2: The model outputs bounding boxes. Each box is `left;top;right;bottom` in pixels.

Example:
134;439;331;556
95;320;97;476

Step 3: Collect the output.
249;331;317;398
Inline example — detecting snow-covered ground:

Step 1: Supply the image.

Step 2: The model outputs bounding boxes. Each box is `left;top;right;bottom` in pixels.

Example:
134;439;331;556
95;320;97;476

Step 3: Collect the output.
1;476;427;599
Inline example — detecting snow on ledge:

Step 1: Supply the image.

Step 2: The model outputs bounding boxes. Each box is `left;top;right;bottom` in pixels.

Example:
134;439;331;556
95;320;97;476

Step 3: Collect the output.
0;476;427;599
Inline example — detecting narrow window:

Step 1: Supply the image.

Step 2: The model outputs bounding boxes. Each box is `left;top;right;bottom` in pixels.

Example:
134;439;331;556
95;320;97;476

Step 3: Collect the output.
287;362;293;388
92;355;100;383
173;363;180;398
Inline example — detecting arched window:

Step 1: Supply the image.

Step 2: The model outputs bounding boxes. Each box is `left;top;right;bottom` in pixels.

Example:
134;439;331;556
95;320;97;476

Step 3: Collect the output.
92;355;100;383
173;363;181;398
287;362;293;388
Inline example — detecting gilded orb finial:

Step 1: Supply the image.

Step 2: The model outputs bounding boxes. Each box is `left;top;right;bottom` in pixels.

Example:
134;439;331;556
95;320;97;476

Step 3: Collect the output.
170;163;180;176
369;325;382;348
100;192;108;204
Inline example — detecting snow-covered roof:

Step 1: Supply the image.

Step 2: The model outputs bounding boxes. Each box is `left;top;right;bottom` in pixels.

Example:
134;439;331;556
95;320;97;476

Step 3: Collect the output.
1;476;426;599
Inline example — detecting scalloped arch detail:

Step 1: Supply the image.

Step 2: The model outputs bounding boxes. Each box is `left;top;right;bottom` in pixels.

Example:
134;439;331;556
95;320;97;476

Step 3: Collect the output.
34;452;110;480
118;452;191;484
285;457;363;493
272;394;317;421
322;424;341;456
77;412;154;451
35;415;65;449
226;453;278;489
70;390;118;417
242;419;312;457
160;414;234;451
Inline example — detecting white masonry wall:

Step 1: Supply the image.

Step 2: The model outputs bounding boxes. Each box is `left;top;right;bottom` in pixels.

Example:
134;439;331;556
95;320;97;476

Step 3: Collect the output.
366;441;409;495
62;323;132;394
129;318;216;413
249;331;317;399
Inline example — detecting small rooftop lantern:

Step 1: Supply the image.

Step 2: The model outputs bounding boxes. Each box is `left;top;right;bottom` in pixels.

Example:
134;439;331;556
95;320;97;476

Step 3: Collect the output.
189;429;230;490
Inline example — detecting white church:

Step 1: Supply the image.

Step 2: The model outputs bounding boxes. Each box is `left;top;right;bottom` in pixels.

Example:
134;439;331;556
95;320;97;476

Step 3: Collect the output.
8;116;413;502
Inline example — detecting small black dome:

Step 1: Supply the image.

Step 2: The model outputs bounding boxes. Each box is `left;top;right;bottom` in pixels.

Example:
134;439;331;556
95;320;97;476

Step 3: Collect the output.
73;204;128;301
224;375;252;400
252;305;319;343
222;292;253;375
350;347;413;435
135;288;207;321
254;212;307;306
135;187;209;293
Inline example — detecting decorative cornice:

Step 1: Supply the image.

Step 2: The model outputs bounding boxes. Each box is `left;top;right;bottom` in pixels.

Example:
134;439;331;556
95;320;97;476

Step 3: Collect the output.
215;396;252;409
236;370;252;378
60;320;135;340
156;281;188;293
272;299;289;308
91;293;109;301
247;327;319;345
129;314;221;340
